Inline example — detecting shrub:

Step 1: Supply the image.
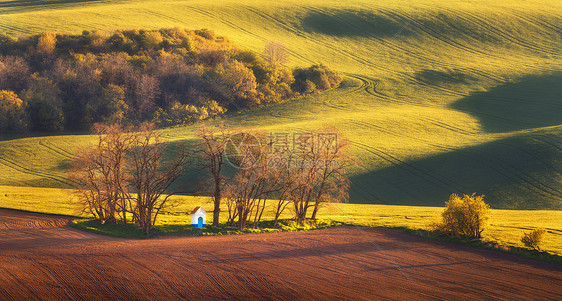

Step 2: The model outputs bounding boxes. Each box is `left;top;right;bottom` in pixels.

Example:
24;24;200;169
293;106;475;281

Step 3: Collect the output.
521;228;546;251
434;193;490;238
292;64;342;93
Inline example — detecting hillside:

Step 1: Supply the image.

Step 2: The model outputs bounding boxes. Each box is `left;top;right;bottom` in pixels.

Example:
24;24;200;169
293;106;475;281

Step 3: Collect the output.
0;0;561;209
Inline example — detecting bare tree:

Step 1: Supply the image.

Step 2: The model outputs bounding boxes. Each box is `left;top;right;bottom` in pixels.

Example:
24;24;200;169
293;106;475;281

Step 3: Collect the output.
264;41;289;65
125;123;188;235
225;143;275;231
269;153;296;227
70;123;134;224
287;127;357;223
134;74;160;120
196;123;231;226
0;56;31;92
71;123;188;234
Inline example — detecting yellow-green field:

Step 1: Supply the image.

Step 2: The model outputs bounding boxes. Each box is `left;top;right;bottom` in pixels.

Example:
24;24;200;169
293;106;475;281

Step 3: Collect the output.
0;0;560;258
0;0;561;209
1;185;561;255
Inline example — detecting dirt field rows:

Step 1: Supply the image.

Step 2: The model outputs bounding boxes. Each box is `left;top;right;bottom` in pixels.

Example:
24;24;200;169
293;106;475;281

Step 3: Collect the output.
0;209;560;300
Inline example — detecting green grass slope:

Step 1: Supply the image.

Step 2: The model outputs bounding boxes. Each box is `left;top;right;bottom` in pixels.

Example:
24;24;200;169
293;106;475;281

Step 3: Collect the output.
0;0;561;209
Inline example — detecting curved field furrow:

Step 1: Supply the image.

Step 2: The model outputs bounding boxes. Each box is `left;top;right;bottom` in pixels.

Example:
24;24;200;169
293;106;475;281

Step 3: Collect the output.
454;9;561;56
416;116;479;136
353;141;467;196
507;9;562;35
496;139;562;176
185;6;266;43
381;9;522;63
185;6;314;64
308;5;507;84
0;157;73;187
38;140;73;159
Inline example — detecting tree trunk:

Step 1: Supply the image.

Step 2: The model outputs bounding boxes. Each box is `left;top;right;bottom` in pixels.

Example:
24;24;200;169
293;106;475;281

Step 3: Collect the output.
311;204;320;220
213;199;221;226
213;185;221;226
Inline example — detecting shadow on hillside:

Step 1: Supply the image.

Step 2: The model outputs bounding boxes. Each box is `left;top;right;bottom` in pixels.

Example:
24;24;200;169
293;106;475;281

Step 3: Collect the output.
350;129;562;209
451;73;562;133
301;10;411;38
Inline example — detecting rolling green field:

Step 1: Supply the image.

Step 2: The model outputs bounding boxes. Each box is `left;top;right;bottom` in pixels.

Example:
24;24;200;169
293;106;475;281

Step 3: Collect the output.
0;0;561;256
2;185;561;256
0;0;561;209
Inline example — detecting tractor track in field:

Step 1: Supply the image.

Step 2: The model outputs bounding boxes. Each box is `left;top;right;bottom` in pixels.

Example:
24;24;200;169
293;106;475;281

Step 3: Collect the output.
186;6;265;42
1;209;561;300
339;74;562;134
508;9;562;36
38;140;74;159
181;5;314;66
354;116;562;197
0;157;73;187
352;141;467;198
305;5;515;82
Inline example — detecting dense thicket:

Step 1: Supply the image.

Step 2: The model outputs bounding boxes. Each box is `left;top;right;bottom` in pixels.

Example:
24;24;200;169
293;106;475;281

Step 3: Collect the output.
0;28;341;133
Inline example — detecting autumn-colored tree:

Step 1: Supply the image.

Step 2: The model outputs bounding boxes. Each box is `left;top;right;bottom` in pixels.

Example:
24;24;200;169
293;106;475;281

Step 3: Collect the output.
20;74;65;132
85;84;128;125
134;74;160;120
0;29;338;132
434;193;490;238
141;31;164;50
521;228;547;251
0;56;31;92
0;90;27;133
36;32;56;56
220;60;259;106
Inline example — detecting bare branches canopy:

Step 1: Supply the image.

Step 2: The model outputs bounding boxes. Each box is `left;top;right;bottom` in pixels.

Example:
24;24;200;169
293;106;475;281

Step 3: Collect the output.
71;123;187;234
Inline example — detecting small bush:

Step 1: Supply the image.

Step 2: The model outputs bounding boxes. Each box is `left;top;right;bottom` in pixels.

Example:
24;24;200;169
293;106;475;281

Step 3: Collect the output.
521;228;546;251
292;64;342;93
434;193;490;238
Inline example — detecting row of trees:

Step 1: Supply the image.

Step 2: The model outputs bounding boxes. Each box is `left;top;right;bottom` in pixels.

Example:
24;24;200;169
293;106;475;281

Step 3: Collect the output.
0;28;342;133
72;122;356;234
197;124;357;231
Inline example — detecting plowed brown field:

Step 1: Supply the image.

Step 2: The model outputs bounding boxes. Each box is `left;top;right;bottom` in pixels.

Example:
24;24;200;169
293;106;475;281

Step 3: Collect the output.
0;209;560;300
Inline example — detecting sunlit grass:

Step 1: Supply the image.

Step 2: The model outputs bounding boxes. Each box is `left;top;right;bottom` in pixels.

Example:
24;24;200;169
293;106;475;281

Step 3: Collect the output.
0;0;560;208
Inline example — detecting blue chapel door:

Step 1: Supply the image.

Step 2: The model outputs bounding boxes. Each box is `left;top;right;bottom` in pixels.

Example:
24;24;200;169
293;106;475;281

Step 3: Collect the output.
198;216;203;227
